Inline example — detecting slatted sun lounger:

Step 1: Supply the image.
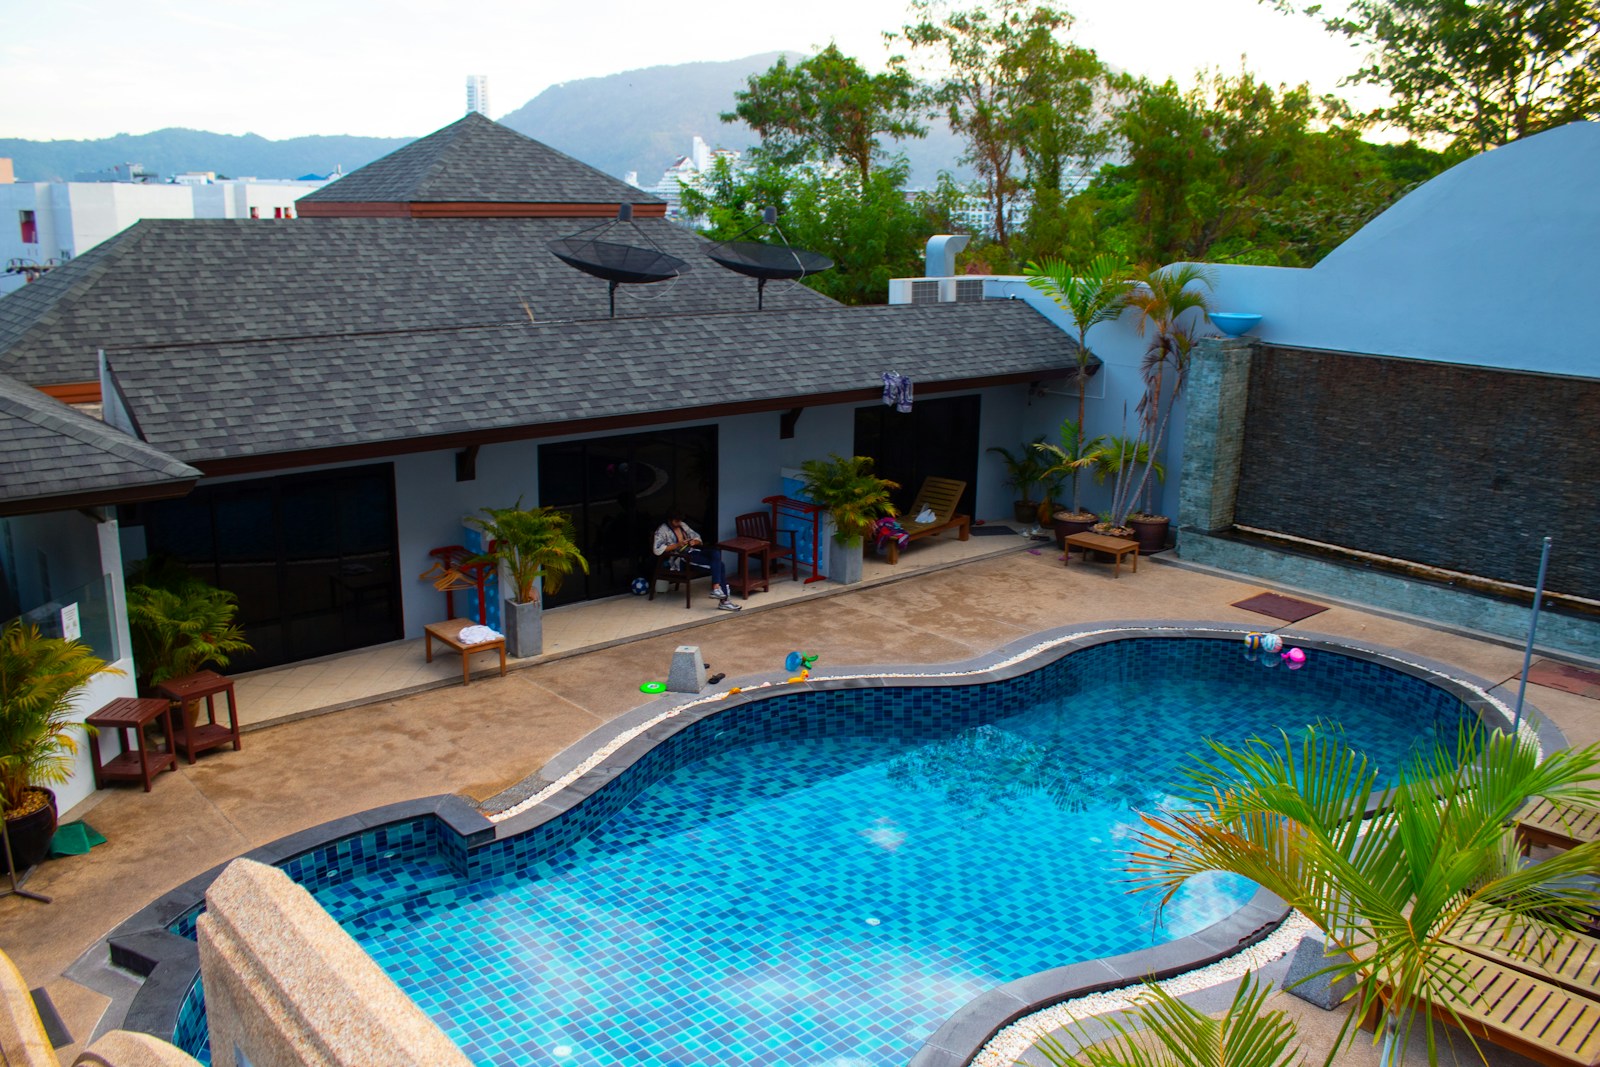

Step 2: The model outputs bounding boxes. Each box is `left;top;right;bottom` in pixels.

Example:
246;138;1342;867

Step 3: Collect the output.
1444;909;1600;999
886;477;970;564
1412;946;1600;1067
1518;798;1600;852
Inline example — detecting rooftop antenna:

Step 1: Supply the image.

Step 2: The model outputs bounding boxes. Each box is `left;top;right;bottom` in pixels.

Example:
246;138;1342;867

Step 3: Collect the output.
547;203;690;318
704;206;833;310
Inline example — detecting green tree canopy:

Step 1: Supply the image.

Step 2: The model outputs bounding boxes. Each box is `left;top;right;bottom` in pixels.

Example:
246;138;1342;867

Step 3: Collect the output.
680;156;958;306
1267;0;1600;151
722;44;927;181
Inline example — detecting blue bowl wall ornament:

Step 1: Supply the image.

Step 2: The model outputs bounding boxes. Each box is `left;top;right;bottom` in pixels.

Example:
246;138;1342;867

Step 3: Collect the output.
1209;312;1262;337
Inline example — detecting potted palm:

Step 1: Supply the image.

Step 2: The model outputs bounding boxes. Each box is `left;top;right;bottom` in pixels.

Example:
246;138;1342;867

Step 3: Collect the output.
469;499;588;658
0;620;121;872
127;562;252;731
1082;432;1160;540
1122;263;1215;554
1034;419;1104;547
1026;254;1133;535
798;454;899;586
986;439;1049;524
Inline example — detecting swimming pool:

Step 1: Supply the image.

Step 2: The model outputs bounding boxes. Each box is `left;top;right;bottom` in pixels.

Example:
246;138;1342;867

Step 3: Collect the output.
160;631;1496;1066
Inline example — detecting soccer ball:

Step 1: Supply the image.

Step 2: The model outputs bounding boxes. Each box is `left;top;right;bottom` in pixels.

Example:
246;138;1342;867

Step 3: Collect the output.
630;577;650;596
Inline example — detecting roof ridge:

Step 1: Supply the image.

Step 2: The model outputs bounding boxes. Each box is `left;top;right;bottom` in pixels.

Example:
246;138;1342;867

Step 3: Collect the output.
0;378;196;479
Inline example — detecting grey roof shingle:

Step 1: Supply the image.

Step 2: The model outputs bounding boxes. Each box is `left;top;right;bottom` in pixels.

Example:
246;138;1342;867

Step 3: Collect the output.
105;301;1074;466
0;374;198;515
0;216;836;387
297;113;661;206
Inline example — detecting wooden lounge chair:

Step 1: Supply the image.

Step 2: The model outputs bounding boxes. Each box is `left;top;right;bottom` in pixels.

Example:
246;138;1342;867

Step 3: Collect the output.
885;477;971;564
1518;797;1600;851
1444;908;1600;999
1408;946;1600;1066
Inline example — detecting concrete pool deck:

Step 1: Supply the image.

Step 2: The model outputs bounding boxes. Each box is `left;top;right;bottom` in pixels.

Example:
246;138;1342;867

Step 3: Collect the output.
6;545;1597;1065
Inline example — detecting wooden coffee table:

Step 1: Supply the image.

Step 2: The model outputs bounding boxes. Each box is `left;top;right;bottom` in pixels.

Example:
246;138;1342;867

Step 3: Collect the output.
717;536;771;599
425;618;507;685
86;697;177;791
155;670;242;763
1063;531;1140;578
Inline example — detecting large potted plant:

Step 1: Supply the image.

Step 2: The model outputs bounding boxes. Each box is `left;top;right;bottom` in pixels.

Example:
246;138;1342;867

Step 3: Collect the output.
127;562;252;730
798;454;899;586
1026;254;1134;534
0;620;120;872
1034;419;1104;547
1122;263;1215;554
986;439;1049;524
469;499;589;658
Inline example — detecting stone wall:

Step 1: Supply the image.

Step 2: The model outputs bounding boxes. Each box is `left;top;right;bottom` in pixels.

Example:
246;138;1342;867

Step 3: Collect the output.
1234;345;1599;600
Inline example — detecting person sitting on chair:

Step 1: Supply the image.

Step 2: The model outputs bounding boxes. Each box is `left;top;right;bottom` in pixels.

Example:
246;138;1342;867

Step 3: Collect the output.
653;513;742;611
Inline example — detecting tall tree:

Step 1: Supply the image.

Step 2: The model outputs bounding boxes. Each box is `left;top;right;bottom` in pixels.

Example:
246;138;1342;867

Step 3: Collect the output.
1265;0;1600;151
897;0;1114;251
722;44;927;182
680;156;958;306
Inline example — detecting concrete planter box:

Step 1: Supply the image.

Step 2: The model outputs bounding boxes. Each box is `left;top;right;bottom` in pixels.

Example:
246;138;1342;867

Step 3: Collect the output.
503;598;541;658
830;537;864;585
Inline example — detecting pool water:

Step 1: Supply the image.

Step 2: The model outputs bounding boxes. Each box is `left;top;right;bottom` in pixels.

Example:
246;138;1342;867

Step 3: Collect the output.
173;638;1476;1067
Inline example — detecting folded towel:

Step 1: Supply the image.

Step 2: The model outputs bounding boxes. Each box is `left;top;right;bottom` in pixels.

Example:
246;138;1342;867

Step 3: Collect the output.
915;506;937;524
458;624;503;645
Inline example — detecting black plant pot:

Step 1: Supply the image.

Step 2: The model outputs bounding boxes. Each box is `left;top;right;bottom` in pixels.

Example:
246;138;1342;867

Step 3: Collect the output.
1128;516;1171;555
1012;500;1039;524
4;788;57;873
1052;511;1098;550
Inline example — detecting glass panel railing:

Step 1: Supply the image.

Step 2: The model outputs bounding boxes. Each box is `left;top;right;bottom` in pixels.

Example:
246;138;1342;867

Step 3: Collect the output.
4;573;120;663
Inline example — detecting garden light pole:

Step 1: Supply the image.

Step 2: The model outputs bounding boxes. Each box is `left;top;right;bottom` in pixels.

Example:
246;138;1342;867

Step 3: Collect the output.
1512;536;1554;736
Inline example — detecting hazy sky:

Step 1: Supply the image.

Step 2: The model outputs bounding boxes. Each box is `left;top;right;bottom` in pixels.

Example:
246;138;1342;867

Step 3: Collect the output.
1;0;1380;142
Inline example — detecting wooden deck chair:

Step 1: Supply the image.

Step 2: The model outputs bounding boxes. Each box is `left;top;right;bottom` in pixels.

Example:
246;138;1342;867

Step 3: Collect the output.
886;477;971;564
1518;798;1600;852
1398;946;1600;1066
1444;908;1600;999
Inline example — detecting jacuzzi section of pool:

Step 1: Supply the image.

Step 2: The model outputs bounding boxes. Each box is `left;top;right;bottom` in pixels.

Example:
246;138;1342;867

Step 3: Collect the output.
168;637;1479;1067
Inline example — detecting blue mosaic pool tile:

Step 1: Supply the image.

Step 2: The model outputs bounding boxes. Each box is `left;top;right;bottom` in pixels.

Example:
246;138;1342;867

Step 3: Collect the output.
170;637;1478;1067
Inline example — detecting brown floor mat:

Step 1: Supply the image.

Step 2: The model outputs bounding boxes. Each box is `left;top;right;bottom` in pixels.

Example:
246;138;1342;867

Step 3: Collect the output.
1231;592;1329;623
1525;659;1600;700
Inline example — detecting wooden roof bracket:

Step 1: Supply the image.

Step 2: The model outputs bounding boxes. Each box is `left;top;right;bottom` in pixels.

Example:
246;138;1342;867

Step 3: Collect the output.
780;407;803;440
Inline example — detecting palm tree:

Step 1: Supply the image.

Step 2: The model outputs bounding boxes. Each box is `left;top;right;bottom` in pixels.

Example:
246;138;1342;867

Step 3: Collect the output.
1033;974;1305;1067
0;621;120;813
1125;726;1600;1065
1025;255;1133;514
1125;263;1214;516
470;500;589;605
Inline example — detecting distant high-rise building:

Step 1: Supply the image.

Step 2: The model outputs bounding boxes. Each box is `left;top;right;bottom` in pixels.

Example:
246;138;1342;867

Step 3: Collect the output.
466;75;490;117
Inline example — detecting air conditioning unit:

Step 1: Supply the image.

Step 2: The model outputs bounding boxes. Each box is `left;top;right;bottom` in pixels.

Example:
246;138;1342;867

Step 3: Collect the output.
888;277;995;305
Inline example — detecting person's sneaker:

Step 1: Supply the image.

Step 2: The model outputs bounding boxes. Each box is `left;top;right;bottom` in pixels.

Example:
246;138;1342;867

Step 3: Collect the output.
709;586;729;600
717;600;742;612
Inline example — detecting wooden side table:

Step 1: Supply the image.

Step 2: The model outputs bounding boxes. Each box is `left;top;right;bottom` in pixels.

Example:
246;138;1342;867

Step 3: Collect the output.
717;536;771;599
424;618;507;685
156;670;242;763
86;697;177;791
1063;531;1140;578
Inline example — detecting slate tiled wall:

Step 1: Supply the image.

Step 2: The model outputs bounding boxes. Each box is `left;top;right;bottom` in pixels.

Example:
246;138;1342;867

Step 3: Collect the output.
1234;346;1599;599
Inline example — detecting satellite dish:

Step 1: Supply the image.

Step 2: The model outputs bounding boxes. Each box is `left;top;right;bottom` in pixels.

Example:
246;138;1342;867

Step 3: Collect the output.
546;205;691;317
704;208;834;309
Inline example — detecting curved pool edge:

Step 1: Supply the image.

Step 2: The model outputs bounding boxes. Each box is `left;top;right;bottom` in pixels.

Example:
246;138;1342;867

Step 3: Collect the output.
101;620;1553;1058
906;886;1291;1067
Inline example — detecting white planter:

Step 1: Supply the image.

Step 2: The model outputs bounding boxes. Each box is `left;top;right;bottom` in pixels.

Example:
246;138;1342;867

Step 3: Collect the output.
830;536;864;585
503;598;541;658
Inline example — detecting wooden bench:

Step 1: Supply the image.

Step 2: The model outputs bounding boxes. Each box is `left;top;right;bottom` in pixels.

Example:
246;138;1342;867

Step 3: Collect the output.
424;618;507;685
1517;797;1600;852
1063;531;1139;578
886;477;971;564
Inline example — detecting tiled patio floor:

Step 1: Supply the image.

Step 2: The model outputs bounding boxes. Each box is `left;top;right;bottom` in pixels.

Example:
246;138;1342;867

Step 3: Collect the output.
6;542;1597;1066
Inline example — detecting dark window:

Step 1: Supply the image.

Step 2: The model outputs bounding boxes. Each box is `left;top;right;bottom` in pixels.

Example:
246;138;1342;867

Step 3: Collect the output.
539;426;718;606
854;394;981;517
121;464;402;670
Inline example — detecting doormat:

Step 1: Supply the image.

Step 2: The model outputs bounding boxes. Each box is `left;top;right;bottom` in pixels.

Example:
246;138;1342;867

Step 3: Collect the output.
1525;659;1600;700
1231;592;1329;623
48;820;106;858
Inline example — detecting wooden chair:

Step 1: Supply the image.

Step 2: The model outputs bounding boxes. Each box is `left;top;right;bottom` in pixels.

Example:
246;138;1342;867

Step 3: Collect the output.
886;477;971;564
735;511;799;582
1443;907;1600;1000
648;551;706;608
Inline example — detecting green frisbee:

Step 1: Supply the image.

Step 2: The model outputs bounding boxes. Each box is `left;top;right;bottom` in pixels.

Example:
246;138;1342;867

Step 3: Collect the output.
640;681;667;694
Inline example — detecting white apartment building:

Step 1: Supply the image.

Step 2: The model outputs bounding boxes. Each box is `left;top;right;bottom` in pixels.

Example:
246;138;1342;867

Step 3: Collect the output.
0;168;327;295
466;75;490;117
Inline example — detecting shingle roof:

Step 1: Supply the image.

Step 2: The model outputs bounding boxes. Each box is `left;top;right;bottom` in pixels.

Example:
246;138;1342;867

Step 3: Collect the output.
296;113;660;206
0;216;836;387
0;374;198;515
104;301;1074;467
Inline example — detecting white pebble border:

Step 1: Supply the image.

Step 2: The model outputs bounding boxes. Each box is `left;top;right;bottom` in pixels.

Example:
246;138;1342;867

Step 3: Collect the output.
491;625;1528;825
971;910;1319;1067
